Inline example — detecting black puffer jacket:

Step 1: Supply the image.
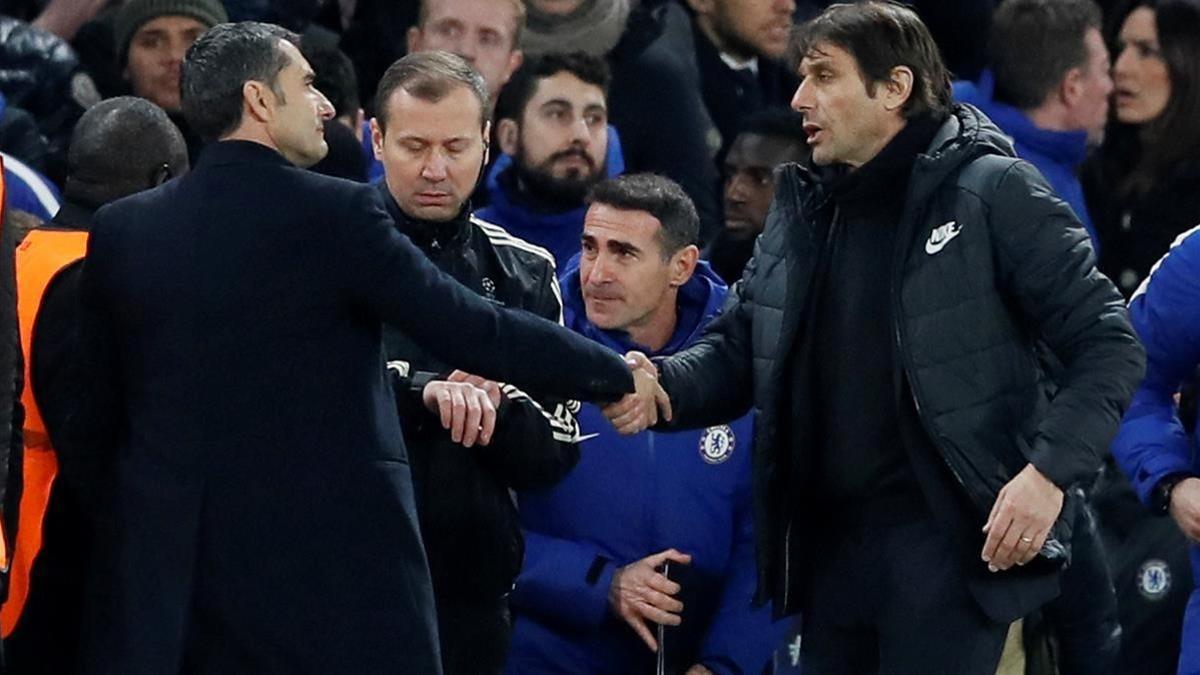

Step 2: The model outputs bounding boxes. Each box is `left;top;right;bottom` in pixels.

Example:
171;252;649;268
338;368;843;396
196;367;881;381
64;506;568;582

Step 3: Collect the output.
377;183;583;606
658;104;1145;618
0;16;95;183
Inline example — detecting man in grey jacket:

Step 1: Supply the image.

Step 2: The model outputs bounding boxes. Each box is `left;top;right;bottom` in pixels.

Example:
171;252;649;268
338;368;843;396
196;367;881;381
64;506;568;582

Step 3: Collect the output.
605;3;1145;673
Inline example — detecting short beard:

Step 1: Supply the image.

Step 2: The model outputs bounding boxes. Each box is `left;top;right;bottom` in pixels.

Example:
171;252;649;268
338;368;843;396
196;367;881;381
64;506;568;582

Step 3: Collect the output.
514;146;606;210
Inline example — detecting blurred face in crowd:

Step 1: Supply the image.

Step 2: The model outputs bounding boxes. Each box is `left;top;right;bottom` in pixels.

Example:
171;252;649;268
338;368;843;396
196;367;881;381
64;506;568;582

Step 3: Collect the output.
1113;7;1172;124
688;0;796;61
124;15;207;112
372;84;488;222
580;204;698;345
408;0;524;98
1069;28;1114;143
791;41;910;168
262;41;335;168
498;71;608;203
723;132;804;240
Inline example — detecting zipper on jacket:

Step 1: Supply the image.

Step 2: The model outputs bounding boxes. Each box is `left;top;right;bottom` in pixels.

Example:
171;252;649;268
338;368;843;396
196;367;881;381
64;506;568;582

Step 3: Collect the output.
887;173;992;515
892;283;992;513
782;518;793;609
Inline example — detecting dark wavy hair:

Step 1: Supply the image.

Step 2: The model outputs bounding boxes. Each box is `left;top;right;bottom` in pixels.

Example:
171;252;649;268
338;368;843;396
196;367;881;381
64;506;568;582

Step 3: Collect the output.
1107;0;1200;197
789;1;953;121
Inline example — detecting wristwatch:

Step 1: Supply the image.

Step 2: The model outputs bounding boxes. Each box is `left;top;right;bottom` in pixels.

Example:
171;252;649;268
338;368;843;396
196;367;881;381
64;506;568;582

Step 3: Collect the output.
1151;474;1193;515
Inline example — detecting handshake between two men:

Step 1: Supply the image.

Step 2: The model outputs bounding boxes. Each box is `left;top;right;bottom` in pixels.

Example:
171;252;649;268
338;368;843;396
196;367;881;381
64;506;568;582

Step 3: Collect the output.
425;349;1062;576
421;352;670;447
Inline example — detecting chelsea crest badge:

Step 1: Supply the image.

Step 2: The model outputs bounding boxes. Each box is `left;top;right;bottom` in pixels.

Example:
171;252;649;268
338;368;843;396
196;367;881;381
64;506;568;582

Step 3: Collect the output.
699;425;735;464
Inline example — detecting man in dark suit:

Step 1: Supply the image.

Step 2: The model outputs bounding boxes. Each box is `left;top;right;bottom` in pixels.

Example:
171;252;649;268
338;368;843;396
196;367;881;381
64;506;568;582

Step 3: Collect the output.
68;23;641;674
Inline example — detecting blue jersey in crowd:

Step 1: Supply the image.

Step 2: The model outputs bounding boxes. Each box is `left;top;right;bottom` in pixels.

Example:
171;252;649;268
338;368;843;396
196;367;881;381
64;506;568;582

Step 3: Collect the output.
954;71;1098;251
1111;225;1200;675
507;255;787;675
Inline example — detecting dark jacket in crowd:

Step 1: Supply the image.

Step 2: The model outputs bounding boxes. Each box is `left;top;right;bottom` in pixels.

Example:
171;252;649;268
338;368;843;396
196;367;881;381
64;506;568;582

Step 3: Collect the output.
0;91;49;173
65;140;634;675
376;181;583;674
0;15;95;184
691;24;798;170
4;199;95;675
1083;136;1200;298
607;1;723;244
655;104;1144;621
0;158;23;611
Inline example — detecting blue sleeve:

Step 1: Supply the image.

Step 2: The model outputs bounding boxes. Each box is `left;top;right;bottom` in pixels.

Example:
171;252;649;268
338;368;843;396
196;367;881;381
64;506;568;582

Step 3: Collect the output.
1111;229;1200;503
510;529;617;631
696;447;790;674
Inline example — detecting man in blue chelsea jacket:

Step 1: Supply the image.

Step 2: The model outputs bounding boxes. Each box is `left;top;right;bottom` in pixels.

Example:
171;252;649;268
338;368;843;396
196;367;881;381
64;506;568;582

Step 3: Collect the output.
954;0;1112;250
1111;225;1200;675
507;174;786;675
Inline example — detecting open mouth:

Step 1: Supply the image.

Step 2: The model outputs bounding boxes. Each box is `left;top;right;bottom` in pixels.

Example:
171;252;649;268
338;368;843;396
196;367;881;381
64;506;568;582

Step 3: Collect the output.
803;123;823;144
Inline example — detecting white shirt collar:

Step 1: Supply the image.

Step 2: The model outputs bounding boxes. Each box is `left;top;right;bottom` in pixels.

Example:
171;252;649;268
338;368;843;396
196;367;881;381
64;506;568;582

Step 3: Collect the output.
720;52;759;75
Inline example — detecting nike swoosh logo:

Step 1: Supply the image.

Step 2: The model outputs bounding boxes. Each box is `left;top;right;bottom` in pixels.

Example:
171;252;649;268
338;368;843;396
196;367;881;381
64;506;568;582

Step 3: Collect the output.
925;221;962;255
576;433;600;442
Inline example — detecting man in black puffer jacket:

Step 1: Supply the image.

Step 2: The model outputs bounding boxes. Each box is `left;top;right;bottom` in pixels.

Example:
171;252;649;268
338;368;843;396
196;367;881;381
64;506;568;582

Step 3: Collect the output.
607;3;1146;674
370;53;584;675
0;15;99;182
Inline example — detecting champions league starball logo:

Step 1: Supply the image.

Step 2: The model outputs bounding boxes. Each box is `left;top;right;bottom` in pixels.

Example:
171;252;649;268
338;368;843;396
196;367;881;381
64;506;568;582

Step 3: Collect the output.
699;425;735;464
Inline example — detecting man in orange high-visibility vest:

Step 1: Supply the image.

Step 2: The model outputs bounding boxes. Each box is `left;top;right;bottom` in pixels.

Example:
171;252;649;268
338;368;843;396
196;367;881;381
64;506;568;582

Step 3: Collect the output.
2;97;188;673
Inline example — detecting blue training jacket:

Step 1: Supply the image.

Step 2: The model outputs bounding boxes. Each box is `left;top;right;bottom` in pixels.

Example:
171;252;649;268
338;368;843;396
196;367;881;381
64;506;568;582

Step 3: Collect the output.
953;71;1098;251
1110;225;1200;675
475;126;625;270
507;255;786;675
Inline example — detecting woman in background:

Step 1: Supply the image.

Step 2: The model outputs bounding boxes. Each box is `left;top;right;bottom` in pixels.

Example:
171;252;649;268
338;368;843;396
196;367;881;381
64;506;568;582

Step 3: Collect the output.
1083;0;1200;298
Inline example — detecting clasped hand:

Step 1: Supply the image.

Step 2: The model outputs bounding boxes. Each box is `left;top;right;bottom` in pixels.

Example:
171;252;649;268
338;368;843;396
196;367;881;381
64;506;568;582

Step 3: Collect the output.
602;351;673;435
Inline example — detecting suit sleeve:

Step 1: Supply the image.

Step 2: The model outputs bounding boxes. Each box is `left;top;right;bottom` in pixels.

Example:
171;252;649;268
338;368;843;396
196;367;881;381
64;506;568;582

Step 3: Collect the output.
1110;229;1200;503
332;186;633;403
510;529;616;631
989;159;1146;488
656;244;759;430
696;432;789;675
477;261;582;490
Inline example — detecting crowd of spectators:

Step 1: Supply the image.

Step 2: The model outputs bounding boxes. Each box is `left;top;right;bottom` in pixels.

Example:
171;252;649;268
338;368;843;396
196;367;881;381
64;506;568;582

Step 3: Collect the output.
0;0;1198;674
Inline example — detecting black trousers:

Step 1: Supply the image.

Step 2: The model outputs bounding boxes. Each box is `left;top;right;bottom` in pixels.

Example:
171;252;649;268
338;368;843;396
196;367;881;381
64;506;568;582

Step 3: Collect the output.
437;596;511;675
800;490;1008;675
